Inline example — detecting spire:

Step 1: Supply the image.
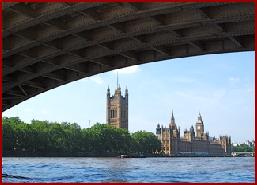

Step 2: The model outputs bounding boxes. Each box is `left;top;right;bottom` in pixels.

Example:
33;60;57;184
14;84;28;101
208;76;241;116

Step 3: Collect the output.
107;86;110;96
170;110;176;129
196;112;203;124
116;72;120;89
198;112;202;122
171;110;175;120
171;110;175;123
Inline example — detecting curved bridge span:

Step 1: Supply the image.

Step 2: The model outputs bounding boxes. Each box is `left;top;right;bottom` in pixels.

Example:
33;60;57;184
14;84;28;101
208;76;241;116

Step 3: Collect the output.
3;2;254;111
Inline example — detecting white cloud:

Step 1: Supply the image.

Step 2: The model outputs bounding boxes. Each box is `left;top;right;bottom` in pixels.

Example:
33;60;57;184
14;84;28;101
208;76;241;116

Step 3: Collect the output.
89;76;104;85
229;77;240;82
112;65;140;74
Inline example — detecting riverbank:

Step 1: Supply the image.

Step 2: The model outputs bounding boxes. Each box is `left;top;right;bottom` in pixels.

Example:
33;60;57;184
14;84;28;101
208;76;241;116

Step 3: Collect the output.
3;151;235;158
3;151;160;158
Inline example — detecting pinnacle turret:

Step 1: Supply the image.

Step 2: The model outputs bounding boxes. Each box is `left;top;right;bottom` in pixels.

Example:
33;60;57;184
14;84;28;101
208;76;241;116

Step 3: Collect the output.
197;112;203;123
107;86;110;97
170;110;177;129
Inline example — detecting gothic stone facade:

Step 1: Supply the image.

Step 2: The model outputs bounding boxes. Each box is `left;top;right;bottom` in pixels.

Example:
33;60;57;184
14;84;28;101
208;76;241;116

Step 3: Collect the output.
106;86;128;129
156;112;232;156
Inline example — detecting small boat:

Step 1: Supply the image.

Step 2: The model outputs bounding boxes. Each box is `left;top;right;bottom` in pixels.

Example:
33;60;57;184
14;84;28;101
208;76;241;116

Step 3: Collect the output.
120;155;129;158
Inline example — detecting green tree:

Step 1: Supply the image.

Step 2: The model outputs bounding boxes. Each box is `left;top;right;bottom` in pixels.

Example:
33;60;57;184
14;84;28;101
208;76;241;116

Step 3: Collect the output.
233;144;254;152
2;117;162;157
2;119;15;152
86;123;132;154
131;131;161;154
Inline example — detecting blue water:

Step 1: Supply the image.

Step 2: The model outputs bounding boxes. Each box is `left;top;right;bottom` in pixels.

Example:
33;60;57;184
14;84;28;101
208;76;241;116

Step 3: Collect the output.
2;157;255;182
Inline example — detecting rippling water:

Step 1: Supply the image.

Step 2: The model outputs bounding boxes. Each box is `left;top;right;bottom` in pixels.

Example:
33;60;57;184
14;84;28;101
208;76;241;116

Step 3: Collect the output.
2;157;255;182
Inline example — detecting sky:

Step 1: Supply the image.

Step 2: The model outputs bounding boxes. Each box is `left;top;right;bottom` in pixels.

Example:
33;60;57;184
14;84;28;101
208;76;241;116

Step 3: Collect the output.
2;51;254;144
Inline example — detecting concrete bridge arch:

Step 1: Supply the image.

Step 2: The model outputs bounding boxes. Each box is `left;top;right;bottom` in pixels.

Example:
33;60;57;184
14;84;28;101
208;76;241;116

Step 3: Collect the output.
2;2;255;111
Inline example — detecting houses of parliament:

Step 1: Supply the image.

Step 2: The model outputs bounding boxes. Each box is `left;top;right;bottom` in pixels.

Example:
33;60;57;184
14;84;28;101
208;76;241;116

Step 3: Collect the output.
156;111;232;156
106;82;231;156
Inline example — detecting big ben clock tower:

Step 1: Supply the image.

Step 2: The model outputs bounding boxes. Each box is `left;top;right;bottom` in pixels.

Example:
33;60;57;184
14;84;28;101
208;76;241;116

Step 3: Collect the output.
195;112;204;138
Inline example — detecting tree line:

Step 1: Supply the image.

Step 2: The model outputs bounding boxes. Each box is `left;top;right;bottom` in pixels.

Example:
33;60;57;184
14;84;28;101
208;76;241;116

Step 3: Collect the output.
2;117;161;157
232;143;255;152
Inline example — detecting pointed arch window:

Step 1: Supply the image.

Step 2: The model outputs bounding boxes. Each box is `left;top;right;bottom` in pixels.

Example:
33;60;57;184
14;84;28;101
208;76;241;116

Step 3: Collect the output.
110;109;117;118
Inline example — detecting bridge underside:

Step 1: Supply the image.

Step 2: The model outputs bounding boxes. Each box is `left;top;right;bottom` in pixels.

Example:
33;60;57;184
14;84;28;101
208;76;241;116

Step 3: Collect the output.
2;2;255;111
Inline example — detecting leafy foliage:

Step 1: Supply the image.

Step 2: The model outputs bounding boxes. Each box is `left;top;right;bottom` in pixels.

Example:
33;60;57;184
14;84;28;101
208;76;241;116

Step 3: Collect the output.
2;117;161;156
232;144;254;152
131;131;161;153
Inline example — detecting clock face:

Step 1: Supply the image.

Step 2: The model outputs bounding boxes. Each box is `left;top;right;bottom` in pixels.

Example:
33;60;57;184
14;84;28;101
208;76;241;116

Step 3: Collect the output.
197;126;201;130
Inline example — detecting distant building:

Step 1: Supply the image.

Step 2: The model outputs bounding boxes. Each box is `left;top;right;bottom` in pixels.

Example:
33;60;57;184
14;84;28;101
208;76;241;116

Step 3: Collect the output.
156;111;232;156
106;84;128;130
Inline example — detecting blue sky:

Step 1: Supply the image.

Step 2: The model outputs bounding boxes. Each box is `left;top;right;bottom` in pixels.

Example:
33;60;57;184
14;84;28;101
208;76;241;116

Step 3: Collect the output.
3;51;254;143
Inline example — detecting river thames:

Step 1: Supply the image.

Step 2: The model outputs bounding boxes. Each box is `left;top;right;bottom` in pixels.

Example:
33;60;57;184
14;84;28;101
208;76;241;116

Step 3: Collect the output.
2;157;254;182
